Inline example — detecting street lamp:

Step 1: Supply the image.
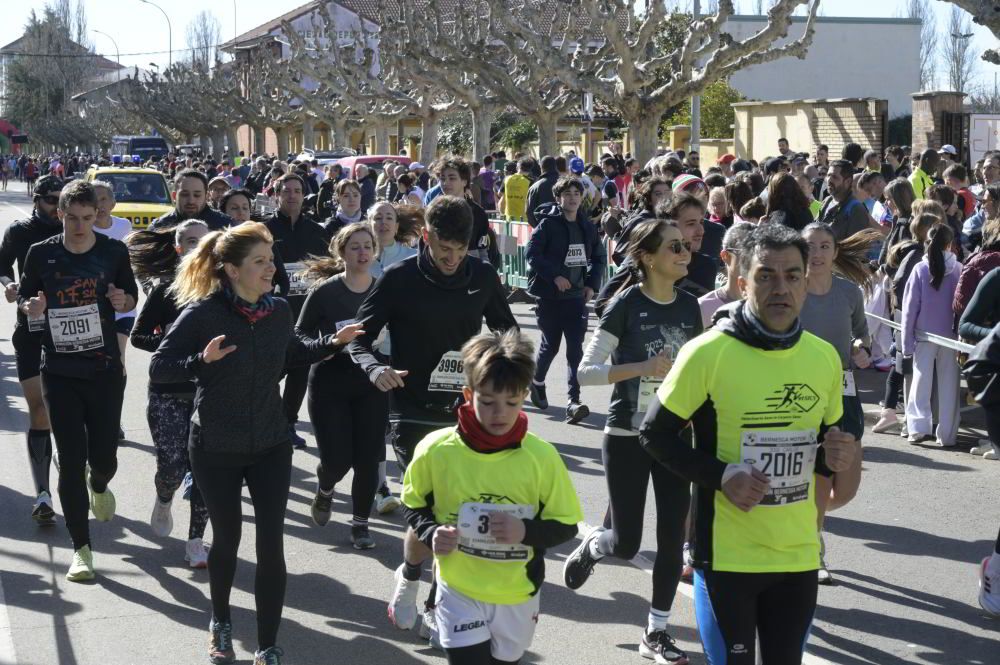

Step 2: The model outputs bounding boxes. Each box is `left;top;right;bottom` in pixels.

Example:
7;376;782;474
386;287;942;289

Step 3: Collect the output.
92;29;120;81
138;0;172;67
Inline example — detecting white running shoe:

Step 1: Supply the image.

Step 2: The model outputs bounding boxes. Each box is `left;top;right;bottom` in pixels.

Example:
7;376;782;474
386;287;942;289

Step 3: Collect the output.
150;497;174;537
970;441;994;456
978;556;1000;617
375;492;401;515
387;564;420;630
419;607;442;651
985;449;999;461
872;408;899;434
185;538;209;569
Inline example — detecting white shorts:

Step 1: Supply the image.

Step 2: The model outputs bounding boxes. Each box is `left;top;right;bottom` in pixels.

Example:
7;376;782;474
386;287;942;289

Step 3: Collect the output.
434;579;540;661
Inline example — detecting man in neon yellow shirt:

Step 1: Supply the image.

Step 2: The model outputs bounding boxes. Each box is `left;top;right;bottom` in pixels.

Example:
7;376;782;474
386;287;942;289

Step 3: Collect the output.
909;148;939;199
501;158;532;222
640;223;858;665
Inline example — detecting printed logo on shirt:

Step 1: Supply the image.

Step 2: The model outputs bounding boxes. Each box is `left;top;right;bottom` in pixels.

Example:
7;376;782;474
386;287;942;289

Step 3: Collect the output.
759;383;819;414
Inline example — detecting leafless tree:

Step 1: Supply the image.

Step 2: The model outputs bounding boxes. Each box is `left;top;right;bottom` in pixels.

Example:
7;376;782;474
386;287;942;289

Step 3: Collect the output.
904;0;938;90
942;6;977;92
185;11;222;70
941;1;1000;65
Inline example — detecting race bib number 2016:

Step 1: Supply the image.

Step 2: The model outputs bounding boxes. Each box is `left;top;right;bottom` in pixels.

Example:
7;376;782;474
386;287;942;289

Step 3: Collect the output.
48;303;103;353
740;429;817;506
456;502;535;561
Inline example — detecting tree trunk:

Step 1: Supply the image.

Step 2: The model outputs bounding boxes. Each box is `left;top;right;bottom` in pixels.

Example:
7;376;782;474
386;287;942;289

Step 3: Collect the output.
211;131;226;158
471;105;495;161
374;123;389;155
199;135;211;157
226;127;239;157
302;117;315;151
276;127;291;158
419;113;440;164
533;113;559;158
331;115;349;149
253;126;267;155
627;114;660;165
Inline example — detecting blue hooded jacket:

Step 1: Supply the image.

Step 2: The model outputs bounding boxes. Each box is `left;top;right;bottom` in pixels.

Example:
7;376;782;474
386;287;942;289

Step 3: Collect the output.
526;202;607;300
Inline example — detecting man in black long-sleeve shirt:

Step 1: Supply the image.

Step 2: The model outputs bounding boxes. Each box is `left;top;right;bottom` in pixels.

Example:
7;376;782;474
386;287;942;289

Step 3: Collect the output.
349;195;516;637
150;169;234;232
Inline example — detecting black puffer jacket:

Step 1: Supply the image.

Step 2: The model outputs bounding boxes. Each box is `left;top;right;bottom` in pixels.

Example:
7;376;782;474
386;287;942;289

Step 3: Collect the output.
149;291;338;455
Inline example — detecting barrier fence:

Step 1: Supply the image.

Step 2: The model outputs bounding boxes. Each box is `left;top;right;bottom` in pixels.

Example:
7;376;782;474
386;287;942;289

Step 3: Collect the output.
866;313;975;354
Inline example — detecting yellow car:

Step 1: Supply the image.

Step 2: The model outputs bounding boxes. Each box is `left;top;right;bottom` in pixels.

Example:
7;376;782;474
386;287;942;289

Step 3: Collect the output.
84;166;173;229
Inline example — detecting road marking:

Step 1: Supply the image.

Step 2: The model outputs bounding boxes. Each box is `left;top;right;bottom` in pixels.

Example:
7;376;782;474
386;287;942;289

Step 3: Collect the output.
2;201;33;218
0;572;18;665
578;522;835;665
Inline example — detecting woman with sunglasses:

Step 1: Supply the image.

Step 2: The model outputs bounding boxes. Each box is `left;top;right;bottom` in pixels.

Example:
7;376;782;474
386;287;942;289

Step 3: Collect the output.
567;218;702;665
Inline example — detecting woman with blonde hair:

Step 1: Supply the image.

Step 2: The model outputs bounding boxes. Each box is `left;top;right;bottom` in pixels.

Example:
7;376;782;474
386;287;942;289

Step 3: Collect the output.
150;222;362;665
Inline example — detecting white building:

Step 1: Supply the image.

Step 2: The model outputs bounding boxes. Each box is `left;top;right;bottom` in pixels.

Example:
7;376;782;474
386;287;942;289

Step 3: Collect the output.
723;15;921;119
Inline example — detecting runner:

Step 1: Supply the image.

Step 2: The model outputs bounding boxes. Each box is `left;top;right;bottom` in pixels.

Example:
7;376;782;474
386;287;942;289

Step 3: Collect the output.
569;218;702;665
323;178;363;237
265;172;332;450
401;329;582;665
800;222;877;584
525;177;607;423
92;180;137;439
0;174;63;525
430;156;497;266
297;223;387;549
698;222;755;327
149;168;234;231
129;220;211;566
148;222;362;665
347;195;517;643
220;188;254;224
17;180;139;581
640;223;858;665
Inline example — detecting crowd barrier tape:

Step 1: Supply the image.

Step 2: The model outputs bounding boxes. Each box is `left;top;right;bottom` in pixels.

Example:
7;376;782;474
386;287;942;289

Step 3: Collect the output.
867;313;975;354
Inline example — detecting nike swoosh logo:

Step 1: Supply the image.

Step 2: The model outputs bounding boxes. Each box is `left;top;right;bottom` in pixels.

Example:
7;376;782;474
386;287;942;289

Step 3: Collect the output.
468;289;481;295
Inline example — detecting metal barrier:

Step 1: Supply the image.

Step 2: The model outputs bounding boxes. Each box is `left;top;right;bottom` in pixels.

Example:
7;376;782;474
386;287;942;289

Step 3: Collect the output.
867;313;974;354
489;217;619;289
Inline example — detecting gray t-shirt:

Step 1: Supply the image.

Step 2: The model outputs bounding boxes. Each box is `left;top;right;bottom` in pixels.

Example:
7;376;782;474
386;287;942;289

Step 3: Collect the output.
799;275;868;368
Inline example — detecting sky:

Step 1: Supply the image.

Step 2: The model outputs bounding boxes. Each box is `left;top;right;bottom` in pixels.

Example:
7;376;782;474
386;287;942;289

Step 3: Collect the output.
1;0;997;86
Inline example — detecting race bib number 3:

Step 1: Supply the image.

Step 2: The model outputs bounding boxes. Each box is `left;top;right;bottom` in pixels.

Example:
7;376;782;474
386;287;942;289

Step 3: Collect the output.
564;243;587;268
428;350;464;392
285;262;308;296
48;303;103;353
456;503;535;561
740;429;817;506
842;370;856;397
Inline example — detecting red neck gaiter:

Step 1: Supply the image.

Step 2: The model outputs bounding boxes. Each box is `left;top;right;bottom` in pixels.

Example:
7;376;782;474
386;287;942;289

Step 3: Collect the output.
456;402;528;453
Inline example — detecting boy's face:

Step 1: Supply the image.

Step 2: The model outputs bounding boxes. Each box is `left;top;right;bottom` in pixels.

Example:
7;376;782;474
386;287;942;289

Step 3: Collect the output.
462;385;527;436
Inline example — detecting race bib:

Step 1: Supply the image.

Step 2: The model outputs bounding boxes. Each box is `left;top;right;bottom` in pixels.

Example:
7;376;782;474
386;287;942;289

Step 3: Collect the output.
28;313;45;333
48;304;103;353
740;429;817;506
842;370;856;398
428;350;464;392
636;375;662;419
285;262;309;296
456;502;535;561
335;318;356;332
564;243;587;267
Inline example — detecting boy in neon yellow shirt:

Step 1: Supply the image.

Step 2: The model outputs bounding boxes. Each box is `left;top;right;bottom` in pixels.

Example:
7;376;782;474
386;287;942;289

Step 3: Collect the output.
401;330;582;663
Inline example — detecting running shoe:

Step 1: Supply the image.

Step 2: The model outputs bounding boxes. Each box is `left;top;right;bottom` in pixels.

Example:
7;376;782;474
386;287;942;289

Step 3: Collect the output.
31;491;56;526
253;646;284;665
970;440;994;456
388;563;420;630
419;607;442;650
66;545;94;582
181;471;193;500
351;525;375;550
150;497;174;537
872;408;899;434
639;628;689;664
907;433;932;445
985;450;998;460
932;439;956;448
566;401;590;425
818;533;834;585
979;556;1000;617
288;424;306;450
311;485;333;527
87;472;116;522
529;382;549;410
208;618;236;664
563;526;604;590
186;538;209;569
375;486;401;515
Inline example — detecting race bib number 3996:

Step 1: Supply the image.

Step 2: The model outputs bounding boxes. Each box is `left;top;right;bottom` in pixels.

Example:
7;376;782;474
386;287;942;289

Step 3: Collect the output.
48;303;103;353
740;429;817;506
428;350;464;392
456;502;535;561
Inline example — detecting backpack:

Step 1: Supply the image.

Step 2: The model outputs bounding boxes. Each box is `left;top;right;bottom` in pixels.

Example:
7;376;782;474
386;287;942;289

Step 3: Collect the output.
963;324;1000;407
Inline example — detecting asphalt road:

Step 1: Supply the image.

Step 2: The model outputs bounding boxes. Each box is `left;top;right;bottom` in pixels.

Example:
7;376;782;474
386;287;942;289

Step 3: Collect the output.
0;180;996;665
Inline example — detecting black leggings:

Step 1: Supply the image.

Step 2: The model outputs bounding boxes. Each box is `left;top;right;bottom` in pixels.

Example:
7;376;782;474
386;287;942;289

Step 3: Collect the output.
282;365;309;425
42;369;125;550
882;367;904;409
597;434;689;611
694;569;817;665
446;642;518;665
308;380;387;521
190;438;292;650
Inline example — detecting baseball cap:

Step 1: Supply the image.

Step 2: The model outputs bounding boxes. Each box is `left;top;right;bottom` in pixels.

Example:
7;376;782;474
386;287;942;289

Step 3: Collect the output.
569;156;585;174
409;162;425;171
939;144;958;156
717;154;737;165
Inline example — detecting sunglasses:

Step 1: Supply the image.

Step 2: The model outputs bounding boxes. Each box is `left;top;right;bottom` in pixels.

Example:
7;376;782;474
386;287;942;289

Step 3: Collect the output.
41;195;60;204
666;240;693;254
